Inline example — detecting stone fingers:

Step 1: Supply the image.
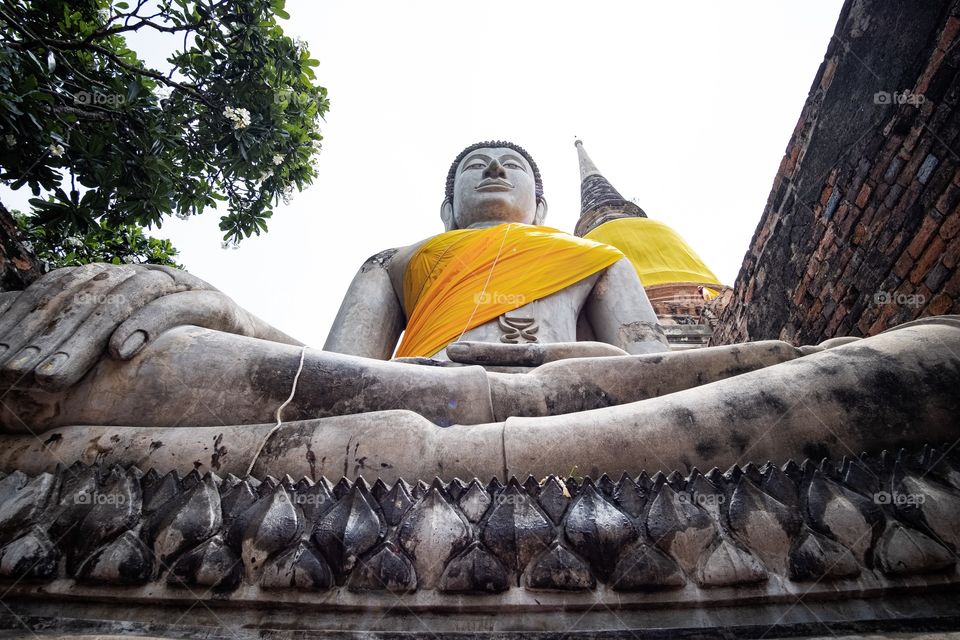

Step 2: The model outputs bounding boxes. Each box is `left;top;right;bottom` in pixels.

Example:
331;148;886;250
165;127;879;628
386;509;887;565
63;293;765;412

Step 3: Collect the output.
0;265;140;384
0;266;87;341
0;264;124;382
141;264;219;292
107;289;260;361
32;268;192;390
0;291;22;318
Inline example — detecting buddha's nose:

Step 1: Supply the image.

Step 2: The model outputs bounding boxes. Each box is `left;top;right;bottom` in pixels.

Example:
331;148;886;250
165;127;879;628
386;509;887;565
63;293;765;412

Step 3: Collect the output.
483;159;506;179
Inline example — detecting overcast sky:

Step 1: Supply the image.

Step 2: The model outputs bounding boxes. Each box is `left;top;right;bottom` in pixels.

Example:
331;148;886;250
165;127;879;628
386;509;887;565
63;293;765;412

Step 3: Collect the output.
5;1;846;346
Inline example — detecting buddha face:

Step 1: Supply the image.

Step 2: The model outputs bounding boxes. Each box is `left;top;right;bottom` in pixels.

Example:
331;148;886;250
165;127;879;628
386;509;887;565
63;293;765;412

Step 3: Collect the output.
447;147;544;229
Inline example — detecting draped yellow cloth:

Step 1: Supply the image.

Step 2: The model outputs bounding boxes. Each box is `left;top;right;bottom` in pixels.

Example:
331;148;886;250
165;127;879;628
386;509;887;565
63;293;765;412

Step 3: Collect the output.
397;223;623;358
584;217;722;288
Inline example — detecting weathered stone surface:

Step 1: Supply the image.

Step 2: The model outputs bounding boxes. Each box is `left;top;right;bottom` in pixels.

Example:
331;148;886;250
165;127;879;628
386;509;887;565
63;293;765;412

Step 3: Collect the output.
613;473;647;519
646;483;717;574
235;486;301;575
0;527;58;580
397;487;469;589
875;521;954;576
312;483;384;579
457;479;491;523
481;479;553;575
378;479;414;526
728;476;801;572
142;469;179;514
347;542;416;593
537;476;570;525
525;542;595;591
261;541;334;590
564;482;637;580
293;477;336;525
789;529;861;581
438;542;509;594
168;533;241;591
70;466;142;574
897;474;960;548
146;474;221;568
0;472;56;542
696;538;767;587
0;446;956;600
805;470;882;563
610;542;684;591
76;530;152;585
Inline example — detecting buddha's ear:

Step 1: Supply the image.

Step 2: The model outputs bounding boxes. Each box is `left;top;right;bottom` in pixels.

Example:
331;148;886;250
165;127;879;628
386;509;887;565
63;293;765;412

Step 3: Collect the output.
440;199;456;231
533;197;548;225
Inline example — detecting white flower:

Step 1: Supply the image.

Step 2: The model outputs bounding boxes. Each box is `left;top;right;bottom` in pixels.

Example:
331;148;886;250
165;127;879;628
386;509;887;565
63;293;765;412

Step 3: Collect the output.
222;106;251;130
221;240;240;250
63;236;83;248
272;154;284;166
294;37;308;52
4;134;14;147
122;255;136;264
261;169;273;181
48;143;65;157
175;212;189;220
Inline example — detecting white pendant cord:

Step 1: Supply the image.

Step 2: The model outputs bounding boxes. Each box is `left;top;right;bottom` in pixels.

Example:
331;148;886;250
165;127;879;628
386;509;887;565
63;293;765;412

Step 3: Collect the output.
245;344;308;477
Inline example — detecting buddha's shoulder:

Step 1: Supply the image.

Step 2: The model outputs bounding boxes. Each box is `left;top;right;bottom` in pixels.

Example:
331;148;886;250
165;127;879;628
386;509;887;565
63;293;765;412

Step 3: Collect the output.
360;237;432;275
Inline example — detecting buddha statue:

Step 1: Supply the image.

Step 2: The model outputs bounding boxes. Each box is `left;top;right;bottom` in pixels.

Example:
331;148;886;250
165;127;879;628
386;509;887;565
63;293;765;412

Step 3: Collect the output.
323;140;670;362
0;141;956;483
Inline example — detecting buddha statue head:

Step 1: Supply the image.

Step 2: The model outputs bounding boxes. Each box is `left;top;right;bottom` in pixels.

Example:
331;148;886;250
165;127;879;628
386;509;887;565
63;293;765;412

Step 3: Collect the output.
441;140;548;231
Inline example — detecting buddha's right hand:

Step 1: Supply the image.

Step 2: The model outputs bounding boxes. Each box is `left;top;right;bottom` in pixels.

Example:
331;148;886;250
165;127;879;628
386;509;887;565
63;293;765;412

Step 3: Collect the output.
446;340;629;367
0;263;300;391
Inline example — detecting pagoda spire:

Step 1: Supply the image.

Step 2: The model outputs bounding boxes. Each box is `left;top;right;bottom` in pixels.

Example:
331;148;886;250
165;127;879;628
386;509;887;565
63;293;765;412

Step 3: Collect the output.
574;140;645;237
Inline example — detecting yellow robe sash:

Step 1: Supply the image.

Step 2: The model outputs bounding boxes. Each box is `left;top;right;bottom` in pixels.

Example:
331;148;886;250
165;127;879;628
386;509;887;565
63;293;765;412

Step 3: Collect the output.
397;223;623;358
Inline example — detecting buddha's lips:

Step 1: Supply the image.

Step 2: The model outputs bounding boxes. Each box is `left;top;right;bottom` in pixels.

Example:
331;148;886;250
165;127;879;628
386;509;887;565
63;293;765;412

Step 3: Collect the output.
475;178;513;191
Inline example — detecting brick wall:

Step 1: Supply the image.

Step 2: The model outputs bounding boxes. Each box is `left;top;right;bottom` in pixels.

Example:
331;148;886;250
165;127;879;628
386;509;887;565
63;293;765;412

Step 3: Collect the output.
712;0;960;345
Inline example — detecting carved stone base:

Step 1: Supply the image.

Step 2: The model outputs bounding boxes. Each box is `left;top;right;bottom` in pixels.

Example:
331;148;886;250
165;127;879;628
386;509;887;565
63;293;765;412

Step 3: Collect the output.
0;445;958;638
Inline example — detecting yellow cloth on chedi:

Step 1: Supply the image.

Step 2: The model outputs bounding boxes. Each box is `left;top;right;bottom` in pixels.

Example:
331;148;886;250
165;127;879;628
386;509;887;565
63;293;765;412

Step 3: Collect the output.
396;223;624;358
584;217;722;288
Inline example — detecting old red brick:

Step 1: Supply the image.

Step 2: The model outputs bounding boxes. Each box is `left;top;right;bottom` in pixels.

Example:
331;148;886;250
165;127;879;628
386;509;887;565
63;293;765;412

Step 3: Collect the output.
938;16;960;51
944;268;960;297
901;139;934;184
851;223;867;246
905;214;942;259
942;234;960;269
928;292;954;315
855;182;873;208
940;212;960;240
935;182;959;214
819;184;834;207
902;125;924;156
871;137;905;183
909;236;946;284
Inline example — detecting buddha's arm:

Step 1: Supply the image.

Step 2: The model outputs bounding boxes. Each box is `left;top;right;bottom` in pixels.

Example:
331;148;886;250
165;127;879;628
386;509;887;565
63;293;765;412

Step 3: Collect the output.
323;251;405;360
584;257;670;354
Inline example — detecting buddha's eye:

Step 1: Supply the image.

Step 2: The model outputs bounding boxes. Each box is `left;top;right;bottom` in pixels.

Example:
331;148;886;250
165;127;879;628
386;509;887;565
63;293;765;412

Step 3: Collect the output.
504;162;523;170
465;162;484;170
